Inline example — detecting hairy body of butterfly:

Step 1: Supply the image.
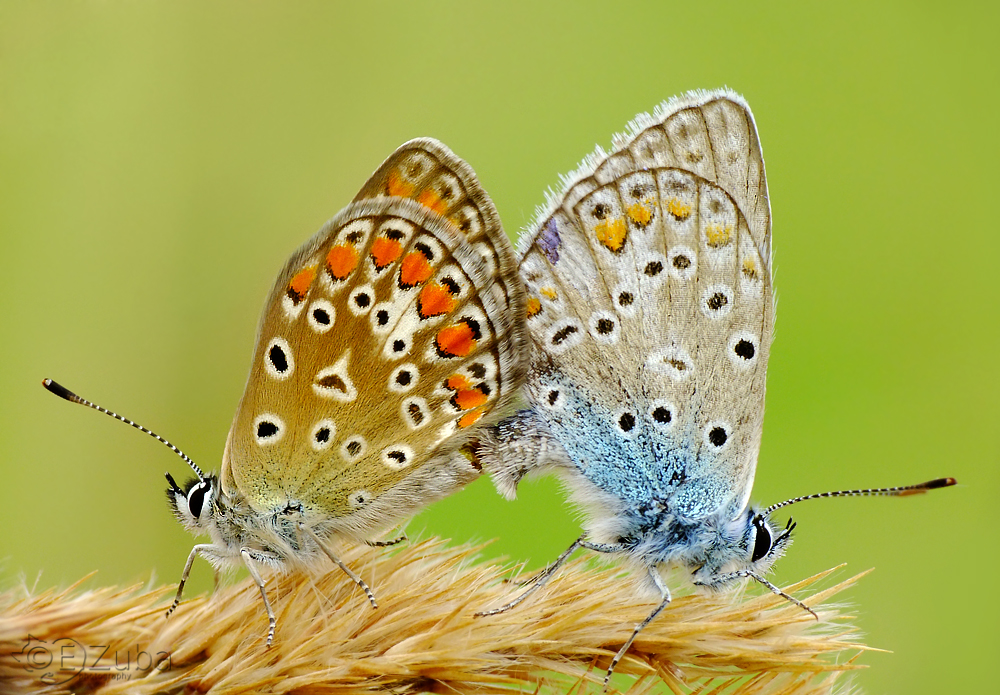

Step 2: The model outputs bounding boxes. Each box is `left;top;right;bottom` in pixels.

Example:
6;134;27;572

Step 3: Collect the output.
48;138;527;646
473;89;954;684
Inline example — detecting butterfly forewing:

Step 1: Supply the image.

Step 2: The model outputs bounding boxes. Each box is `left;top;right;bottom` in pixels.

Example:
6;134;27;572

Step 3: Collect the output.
519;91;772;518
223;140;525;522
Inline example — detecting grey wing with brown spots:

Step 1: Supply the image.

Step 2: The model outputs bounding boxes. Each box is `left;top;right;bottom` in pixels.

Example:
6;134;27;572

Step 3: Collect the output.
486;91;772;516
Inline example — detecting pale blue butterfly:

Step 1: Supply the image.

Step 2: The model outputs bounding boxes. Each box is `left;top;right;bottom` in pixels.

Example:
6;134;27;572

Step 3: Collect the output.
475;89;955;685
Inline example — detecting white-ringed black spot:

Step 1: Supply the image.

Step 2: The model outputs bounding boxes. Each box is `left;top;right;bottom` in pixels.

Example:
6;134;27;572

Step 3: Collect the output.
652;406;672;424
345;230;363;244
310;419;336;452
253;413;284;445
547;390;560;405
342;436;366;460
401;396;430;429
701;284;733;318
597;318;614;334
469;363;487;379
269;345;288;373
673;255;691;269
388;363;419;393
644;261;663;276
618;291;634;307
592;203;609;220
735;339;755;360
393;339;406;353
381;445;414;469
618;412;636;432
551;324;578;345
376;309;389;325
354;292;371;308
307;299;336;333
708;426;728;448
264;337;294;380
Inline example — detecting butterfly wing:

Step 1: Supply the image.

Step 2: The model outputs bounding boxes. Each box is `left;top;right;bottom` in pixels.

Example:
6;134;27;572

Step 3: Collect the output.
517;90;772;521
221;139;525;534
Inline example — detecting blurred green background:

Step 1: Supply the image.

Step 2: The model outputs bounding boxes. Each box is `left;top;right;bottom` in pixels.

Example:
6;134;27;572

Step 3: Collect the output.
1;2;995;692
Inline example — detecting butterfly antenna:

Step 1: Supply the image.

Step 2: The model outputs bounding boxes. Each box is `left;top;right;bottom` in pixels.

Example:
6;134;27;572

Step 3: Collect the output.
42;378;206;481
760;477;956;518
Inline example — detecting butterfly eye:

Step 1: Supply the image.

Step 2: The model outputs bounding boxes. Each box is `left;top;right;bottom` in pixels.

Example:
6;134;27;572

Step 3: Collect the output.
187;481;211;519
751;517;772;562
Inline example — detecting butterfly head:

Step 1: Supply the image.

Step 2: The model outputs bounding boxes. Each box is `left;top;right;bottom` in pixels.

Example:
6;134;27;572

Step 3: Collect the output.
691;507;796;587
745;510;795;572
166;472;219;534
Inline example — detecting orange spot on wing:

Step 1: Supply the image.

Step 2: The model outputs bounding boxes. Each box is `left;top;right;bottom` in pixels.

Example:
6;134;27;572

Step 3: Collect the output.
447;374;472;391
326;245;359;280
417;188;448;214
595;217;628;252
705;224;733;248
627;202;653;227
287;265;317;303
436;322;476;357
526;297;542;317
418;282;457;318
387;170;415;198
666;198;692;220
458;409;484;428
454;387;488;410
400;251;433;287
370;237;403;269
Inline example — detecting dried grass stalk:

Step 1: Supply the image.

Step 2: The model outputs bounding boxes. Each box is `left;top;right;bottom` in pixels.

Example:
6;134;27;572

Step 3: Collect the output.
0;539;868;694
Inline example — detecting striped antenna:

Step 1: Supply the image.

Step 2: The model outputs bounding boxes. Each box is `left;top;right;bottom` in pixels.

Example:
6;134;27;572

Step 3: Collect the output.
761;478;956;518
42;378;206;481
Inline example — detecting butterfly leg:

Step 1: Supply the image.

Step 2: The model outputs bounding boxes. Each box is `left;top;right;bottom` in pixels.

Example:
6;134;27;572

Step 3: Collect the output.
476;534;586;617
240;547;278;646
603;567;671;691
298;522;378;608
697;570;818;619
166;543;214;620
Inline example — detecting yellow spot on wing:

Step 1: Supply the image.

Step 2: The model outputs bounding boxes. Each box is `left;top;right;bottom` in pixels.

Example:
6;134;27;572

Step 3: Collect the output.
742;258;758;279
595;217;628;252
418;282;457;318
370;237;403;269
540;287;557;300
458;409;484;428
627;202;653;227
287;265;317;302
705;224;733;248
400;251;433;287
418;189;448;214
666;198;692;220
526;297;542;317
326;245;359;280
436;322;476;357
387;170;415;198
